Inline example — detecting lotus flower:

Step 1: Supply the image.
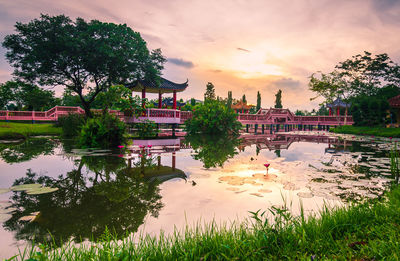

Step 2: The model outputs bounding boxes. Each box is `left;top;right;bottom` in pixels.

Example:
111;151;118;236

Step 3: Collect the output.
139;154;143;158
148;145;152;148
139;145;145;148
118;154;123;157
264;163;270;175
118;145;124;149
390;137;393;140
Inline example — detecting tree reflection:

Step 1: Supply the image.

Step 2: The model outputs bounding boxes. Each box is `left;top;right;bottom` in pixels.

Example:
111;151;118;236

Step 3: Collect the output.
0;138;58;163
3;154;168;246
185;134;241;168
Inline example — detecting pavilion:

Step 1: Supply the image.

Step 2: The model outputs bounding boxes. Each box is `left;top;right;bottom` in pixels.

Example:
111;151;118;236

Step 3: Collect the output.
153;97;186;109
127;77;188;109
326;98;351;116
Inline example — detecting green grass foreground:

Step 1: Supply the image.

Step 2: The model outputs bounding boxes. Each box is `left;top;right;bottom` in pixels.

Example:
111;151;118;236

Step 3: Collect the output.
0;122;61;139
331;125;400;138
14;186;400;260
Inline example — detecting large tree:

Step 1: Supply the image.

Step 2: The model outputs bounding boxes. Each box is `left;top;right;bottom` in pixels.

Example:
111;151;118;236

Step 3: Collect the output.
3;14;165;117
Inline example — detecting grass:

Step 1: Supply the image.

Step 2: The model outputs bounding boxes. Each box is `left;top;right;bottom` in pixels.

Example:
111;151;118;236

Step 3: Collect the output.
331;125;400;138
10;185;400;260
0;122;61;139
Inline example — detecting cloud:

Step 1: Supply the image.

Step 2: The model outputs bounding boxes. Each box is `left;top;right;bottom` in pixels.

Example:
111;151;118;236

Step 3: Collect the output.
167;58;195;69
237;47;250;52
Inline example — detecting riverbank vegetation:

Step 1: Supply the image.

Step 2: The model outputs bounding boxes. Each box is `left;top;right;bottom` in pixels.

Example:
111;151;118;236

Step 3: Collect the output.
0;122;61;139
331;125;400;138
14;183;400;260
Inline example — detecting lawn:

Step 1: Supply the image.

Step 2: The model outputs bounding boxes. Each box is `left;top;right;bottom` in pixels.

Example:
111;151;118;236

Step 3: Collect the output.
331;125;400;138
0;122;61;139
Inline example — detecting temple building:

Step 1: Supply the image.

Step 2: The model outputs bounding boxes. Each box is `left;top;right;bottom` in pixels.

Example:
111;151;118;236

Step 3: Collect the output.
127;77;188;109
388;94;400;127
231;101;254;113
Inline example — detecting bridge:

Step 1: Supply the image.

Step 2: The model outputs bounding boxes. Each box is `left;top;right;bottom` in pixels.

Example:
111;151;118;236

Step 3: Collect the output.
0;106;353;128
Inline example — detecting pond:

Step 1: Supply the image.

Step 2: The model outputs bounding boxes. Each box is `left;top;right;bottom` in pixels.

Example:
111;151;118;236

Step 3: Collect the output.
0;131;395;259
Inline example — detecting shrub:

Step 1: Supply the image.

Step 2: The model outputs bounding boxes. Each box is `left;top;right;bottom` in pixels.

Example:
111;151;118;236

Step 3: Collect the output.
79;114;126;148
57;113;86;138
184;99;242;135
135;120;159;139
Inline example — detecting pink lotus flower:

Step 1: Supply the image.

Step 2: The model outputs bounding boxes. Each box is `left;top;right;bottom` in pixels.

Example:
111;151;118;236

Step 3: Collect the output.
148;153;152;156
264;163;270;168
118;154;123;157
390;137;393;140
148;145;152;148
139;154;143;158
118;145;124;149
139;145;145;148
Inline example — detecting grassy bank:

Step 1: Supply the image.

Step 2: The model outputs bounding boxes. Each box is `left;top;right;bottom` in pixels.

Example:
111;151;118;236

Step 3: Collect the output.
0;122;61;139
14;185;400;260
331;125;400;138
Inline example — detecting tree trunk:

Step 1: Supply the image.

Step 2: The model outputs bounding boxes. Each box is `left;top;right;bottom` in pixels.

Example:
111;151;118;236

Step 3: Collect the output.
78;94;93;118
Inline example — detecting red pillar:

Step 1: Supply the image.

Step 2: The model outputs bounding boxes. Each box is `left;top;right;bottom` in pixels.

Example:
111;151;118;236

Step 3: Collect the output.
329;108;332;116
158;91;162;108
173;90;177;110
172;152;176;170
142;88;146;108
336;107;340;116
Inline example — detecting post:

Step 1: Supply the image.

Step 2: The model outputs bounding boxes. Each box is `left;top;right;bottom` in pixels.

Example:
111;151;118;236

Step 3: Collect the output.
329;108;332;116
262;124;265;134
142;88;146;108
173;90;177;110
270;124;273;134
172;152;176;171
246;124;249;133
172;124;176;137
158;91;162;108
337;107;340;116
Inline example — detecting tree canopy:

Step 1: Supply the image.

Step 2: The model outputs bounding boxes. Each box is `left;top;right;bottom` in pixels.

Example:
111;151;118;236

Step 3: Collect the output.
204;82;216;101
3;14;165;117
274;89;282;108
256;91;261;112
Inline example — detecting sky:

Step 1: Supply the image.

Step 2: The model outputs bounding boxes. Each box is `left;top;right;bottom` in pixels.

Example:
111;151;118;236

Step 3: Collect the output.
1;0;400;110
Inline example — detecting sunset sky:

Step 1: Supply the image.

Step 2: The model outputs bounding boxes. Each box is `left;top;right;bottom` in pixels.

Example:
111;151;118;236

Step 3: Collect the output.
1;0;400;110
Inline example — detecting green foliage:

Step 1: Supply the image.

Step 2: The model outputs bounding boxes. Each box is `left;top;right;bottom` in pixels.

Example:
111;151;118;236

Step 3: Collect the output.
242;94;246;103
390;143;400;184
135;120;159;139
309;52;400;107
57;113;86;138
185;134;240;168
3;14;165;117
0;81;59;110
227;91;233;108
350;95;389;126
274;89;282;108
184;99;242;135
79;114;126;148
331;125;400;137
204;82;216;101
256;91;261;112
190;98;196;106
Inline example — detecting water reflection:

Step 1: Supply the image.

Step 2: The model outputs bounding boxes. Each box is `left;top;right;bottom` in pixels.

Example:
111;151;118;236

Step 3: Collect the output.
0;138;58;164
3;146;188;246
185;134;241;168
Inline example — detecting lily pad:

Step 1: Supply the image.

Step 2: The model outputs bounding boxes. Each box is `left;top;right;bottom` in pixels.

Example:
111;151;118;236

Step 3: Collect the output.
0;213;12;223
26;187;58;195
11;184;42;191
0;188;10;194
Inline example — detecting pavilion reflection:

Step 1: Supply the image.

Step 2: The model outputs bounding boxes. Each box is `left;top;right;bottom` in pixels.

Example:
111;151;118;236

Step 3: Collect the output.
240;133;353;153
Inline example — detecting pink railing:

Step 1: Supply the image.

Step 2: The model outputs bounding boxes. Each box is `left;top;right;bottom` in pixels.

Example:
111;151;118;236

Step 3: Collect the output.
0;106;354;126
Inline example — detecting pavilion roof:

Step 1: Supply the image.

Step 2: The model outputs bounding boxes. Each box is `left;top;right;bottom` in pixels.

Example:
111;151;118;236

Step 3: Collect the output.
126;77;188;94
389;94;400;108
326;98;351;108
231;101;253;110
